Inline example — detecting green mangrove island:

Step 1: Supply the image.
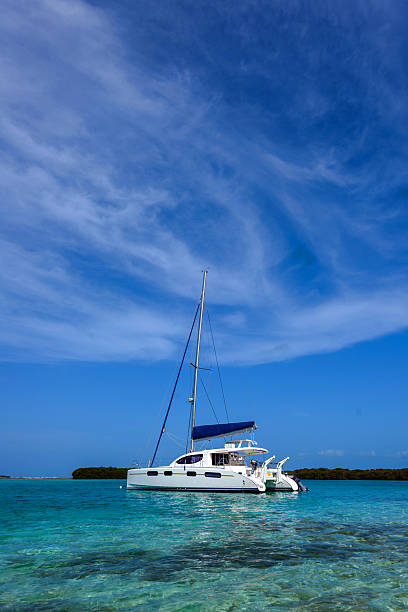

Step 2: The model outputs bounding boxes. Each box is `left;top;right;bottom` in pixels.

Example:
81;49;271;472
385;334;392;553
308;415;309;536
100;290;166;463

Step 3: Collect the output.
291;467;408;480
72;466;408;480
72;467;128;479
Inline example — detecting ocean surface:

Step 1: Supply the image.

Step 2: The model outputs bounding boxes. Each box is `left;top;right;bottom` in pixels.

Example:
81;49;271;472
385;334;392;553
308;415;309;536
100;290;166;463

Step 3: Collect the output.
1;479;407;611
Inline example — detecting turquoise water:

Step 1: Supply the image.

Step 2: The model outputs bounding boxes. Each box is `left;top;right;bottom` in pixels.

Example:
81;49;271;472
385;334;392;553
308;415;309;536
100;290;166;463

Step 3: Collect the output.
1;480;408;611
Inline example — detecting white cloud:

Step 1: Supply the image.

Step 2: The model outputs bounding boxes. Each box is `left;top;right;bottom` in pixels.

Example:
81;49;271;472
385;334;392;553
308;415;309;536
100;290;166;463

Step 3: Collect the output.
318;449;345;457
264;152;348;187
0;0;408;364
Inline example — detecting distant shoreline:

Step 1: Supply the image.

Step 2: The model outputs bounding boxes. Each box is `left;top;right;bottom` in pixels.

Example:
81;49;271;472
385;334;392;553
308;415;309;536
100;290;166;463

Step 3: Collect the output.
2;467;407;480
292;467;408;481
1;476;72;480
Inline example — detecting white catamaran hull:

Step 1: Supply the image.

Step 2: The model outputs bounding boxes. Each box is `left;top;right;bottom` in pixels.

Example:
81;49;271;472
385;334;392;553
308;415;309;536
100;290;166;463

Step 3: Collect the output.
262;458;300;492
127;467;265;493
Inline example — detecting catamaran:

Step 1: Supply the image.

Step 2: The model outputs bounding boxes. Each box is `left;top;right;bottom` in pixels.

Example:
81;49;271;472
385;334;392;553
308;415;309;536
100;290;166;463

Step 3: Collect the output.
127;271;305;493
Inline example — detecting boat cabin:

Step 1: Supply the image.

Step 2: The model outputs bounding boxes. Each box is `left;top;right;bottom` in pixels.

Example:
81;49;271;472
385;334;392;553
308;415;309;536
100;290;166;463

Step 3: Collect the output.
169;440;268;473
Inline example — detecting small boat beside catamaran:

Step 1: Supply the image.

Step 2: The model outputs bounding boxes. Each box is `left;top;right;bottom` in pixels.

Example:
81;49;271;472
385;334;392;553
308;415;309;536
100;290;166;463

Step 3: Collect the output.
127;271;306;494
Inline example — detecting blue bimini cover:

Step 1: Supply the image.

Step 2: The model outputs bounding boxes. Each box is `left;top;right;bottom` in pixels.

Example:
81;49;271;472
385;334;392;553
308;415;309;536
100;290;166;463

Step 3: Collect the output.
192;421;256;441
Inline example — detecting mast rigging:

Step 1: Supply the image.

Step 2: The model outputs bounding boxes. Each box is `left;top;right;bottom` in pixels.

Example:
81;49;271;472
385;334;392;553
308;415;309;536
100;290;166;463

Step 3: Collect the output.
189;269;208;452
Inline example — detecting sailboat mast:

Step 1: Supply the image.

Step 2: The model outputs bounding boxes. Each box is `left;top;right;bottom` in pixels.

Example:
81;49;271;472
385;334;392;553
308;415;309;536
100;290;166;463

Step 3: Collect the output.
190;269;208;452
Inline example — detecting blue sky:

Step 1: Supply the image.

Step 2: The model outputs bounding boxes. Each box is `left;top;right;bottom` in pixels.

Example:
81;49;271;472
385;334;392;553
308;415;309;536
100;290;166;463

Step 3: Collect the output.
1;0;408;476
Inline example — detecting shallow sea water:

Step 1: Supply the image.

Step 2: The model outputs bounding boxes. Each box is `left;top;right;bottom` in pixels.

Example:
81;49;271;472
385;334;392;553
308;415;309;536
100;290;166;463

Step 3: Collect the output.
1;479;408;611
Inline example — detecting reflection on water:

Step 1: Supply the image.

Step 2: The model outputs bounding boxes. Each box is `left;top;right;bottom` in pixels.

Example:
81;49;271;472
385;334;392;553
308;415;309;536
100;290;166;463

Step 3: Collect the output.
1;480;408;610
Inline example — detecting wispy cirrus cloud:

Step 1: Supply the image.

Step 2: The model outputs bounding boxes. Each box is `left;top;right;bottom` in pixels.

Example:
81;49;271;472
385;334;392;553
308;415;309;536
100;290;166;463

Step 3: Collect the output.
1;0;408;364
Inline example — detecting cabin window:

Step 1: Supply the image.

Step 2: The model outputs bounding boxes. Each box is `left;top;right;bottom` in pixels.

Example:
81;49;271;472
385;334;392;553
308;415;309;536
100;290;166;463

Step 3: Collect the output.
186;471;196;476
205;472;221;478
164;471;172;476
176;454;203;465
212;453;229;466
229;453;245;466
147;471;158;476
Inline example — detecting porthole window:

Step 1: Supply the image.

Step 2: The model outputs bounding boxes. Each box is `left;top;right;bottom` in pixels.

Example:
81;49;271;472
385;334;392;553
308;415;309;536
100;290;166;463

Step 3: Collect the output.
186;471;197;476
164;471;172;476
204;472;221;478
147;471;158;476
